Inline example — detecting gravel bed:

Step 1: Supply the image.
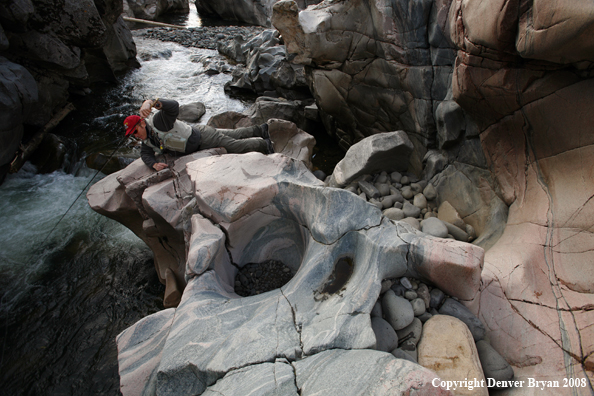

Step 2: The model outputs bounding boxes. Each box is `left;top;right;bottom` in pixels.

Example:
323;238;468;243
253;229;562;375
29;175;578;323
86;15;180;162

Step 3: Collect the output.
134;26;267;50
234;260;294;297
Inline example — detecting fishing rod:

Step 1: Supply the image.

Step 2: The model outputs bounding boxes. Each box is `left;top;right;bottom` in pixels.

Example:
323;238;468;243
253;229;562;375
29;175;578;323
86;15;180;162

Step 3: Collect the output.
38;136;129;248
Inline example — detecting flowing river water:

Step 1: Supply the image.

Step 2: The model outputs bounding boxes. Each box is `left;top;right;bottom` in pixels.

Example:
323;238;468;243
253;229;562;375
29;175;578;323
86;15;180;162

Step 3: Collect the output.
0;12;286;395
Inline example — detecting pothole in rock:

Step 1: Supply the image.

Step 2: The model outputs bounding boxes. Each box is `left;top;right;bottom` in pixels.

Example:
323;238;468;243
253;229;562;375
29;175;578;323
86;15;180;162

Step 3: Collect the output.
234;260;294;297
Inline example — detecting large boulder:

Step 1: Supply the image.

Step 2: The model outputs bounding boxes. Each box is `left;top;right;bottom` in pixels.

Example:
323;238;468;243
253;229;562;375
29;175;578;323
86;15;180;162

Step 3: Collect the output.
328;131;414;188
418;315;488;396
101;150;481;395
449;0;594;389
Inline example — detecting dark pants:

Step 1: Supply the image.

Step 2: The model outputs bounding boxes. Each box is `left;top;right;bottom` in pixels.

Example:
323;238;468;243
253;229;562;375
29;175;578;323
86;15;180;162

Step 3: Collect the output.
188;125;267;154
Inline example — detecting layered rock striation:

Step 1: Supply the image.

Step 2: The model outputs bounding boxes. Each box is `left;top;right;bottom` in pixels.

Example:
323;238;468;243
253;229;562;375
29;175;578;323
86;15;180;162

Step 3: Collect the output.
88;123;485;395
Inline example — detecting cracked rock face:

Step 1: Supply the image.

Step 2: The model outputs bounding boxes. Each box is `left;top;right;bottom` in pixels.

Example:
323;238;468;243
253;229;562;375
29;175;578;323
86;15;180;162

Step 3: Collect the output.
449;0;594;389
272;0;456;151
102;149;482;395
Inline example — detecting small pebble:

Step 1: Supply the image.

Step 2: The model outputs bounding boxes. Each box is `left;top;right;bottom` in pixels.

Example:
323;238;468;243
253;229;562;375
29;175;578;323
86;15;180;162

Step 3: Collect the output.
404;290;418;300
400;277;413;289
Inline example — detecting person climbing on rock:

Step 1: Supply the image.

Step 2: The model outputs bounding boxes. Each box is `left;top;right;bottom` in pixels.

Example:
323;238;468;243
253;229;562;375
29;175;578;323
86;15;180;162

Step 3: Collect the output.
124;98;273;171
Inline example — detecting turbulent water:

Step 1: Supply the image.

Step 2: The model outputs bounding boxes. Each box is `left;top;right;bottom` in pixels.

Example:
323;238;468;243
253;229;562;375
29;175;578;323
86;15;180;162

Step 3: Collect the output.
0;13;251;396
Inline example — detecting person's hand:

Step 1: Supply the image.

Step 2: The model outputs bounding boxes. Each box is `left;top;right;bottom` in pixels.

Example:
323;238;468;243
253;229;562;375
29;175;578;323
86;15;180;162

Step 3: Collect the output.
153;162;168;171
139;100;153;118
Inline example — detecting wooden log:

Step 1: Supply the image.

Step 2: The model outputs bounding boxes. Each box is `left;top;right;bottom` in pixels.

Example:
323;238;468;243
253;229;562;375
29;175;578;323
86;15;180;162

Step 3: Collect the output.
9;103;76;174
122;16;186;29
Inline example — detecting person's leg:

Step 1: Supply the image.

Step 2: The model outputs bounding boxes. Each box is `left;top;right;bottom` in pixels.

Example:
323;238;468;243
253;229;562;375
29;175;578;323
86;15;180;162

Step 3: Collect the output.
199;125;267;153
217;124;266;140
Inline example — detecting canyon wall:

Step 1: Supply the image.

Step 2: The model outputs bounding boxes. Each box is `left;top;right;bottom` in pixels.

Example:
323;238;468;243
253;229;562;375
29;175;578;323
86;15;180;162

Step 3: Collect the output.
0;0;139;181
271;0;594;390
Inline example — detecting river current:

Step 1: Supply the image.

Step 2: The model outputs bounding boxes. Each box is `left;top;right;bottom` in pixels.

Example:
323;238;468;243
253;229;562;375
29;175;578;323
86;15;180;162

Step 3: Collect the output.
0;14;254;396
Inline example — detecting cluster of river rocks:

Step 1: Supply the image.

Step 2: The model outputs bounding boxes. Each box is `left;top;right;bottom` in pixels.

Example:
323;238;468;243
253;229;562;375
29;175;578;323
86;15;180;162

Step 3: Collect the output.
371;276;514;391
137;26;265;51
339;171;476;243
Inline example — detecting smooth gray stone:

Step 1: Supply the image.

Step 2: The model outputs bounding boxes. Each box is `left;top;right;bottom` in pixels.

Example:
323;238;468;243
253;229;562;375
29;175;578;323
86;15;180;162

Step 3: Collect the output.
375;182;391;196
390;347;417;363
391;283;406;296
404;290;418;301
476;340;515;383
394;201;403;209
438;298;486;341
395;318;422;346
383;208;405;221
410;183;423;194
411;298;426;316
313;170;327;181
376;172;389;183
402;201;421;218
400;277;413;289
358;180;380;199
380;195;395;209
401;176;410;185
416;283;431;309
418;312;433;323
406;174;419;183
423;183;437;200
424;211;437;219
466;223;477;239
371;301;383;318
401;186;414;199
417;180;428;190
382;290;415;331
359;192;368;200
202;360;299;396
421;217;449;238
399;340;418;361
390;171;402;183
371;317;399;352
389;191;404;203
413;193;427;209
443;220;470;242
430;288;445;308
380;279;394;294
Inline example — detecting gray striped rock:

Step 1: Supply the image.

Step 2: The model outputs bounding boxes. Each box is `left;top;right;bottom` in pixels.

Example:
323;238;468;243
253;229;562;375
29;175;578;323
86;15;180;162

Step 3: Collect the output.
111;153;482;395
294;349;449;395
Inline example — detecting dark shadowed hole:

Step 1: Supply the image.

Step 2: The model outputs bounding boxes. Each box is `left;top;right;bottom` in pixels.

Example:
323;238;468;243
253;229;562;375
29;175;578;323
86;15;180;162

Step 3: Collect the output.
321;256;353;294
234;259;294;297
